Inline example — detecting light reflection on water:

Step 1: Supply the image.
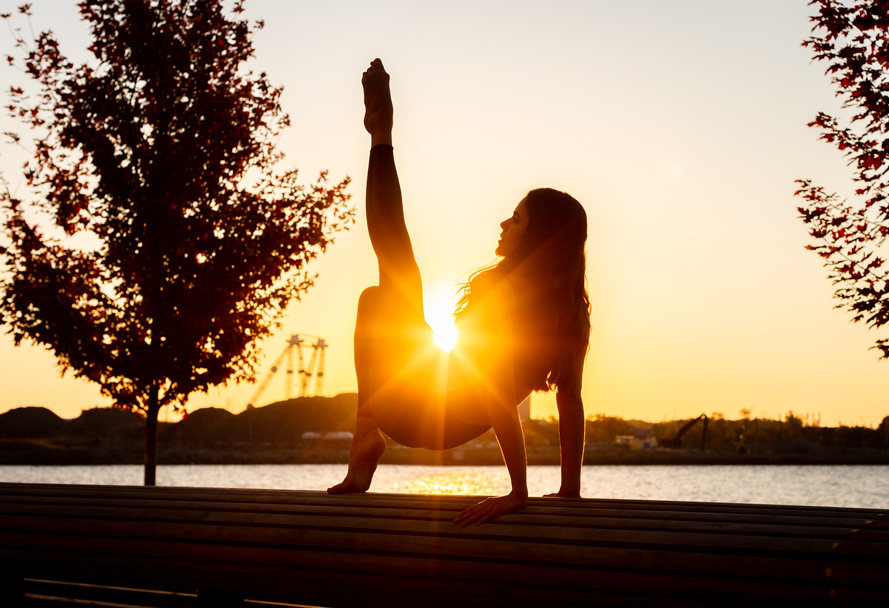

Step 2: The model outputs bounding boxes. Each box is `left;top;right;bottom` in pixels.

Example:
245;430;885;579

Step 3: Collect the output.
387;470;502;496
1;464;886;509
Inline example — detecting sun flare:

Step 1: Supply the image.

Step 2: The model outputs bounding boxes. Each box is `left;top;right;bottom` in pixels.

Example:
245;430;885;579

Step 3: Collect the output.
432;322;458;352
425;288;459;352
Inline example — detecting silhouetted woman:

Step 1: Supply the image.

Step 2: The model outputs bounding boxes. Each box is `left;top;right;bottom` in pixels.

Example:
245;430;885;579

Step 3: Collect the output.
329;59;590;525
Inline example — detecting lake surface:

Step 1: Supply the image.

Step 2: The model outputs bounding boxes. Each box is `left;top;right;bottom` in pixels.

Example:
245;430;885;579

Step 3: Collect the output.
1;464;886;509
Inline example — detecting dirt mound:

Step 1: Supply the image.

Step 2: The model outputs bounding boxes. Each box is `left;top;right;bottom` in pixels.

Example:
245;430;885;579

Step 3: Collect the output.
234;394;358;444
68;407;143;438
0;407;64;437
168;407;237;444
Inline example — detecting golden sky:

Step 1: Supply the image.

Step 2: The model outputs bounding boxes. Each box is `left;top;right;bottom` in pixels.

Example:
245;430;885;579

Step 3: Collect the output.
1;0;886;427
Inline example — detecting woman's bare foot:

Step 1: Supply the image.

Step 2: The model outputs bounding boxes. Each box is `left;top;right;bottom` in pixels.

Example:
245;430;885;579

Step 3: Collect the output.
362;58;393;147
328;416;386;494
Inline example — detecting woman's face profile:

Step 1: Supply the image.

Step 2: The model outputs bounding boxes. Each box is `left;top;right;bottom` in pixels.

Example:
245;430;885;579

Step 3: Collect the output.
495;198;529;258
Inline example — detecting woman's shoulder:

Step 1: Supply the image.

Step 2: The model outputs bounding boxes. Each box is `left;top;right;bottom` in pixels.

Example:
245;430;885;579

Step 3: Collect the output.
469;267;506;287
470;268;509;289
470;269;516;300
458;269;518;324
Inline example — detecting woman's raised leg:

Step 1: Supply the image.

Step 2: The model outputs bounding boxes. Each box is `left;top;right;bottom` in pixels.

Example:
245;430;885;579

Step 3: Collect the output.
328;60;427;494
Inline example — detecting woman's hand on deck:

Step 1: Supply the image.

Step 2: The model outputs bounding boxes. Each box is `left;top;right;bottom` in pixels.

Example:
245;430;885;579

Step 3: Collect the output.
453;492;527;527
362;58;393;146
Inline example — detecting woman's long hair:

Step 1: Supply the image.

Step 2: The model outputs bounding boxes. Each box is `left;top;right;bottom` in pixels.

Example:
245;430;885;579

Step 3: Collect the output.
456;188;591;392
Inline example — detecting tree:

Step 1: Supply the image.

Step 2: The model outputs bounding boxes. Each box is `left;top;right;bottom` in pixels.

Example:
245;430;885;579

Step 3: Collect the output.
0;1;353;485
796;0;889;357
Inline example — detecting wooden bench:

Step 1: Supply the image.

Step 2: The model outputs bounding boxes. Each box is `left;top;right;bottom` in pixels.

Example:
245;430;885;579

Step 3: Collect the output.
1;482;887;607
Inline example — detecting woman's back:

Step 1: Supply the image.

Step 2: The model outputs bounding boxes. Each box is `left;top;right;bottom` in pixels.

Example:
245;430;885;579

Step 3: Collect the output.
447;269;528;429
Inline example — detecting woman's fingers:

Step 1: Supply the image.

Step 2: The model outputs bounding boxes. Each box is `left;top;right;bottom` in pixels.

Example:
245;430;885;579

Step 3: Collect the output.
453;499;488;525
453;494;526;527
453;499;492;527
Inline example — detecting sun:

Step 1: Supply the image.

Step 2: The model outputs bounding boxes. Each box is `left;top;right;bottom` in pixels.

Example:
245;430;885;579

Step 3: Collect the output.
432;321;458;352
425;287;459;352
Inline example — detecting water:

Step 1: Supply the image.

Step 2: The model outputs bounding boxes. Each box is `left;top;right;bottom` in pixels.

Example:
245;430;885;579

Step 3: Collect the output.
1;464;886;509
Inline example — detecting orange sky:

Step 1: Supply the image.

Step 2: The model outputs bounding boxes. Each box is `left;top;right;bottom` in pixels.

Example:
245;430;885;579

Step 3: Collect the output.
1;1;886;427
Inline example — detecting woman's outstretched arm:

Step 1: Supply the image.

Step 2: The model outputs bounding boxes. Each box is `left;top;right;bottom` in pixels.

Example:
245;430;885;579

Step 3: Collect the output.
465;400;529;521
550;353;586;497
453;401;528;527
453;274;528;526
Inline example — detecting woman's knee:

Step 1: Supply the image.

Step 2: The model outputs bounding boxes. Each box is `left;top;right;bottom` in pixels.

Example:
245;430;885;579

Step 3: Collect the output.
357;286;383;309
356;286;386;325
357;285;420;323
355;285;430;359
356;286;404;345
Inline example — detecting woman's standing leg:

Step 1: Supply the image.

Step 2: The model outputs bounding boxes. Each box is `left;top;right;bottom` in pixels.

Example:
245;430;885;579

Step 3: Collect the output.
327;287;389;494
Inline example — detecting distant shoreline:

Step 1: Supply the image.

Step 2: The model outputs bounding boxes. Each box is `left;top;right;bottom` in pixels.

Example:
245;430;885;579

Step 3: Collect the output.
3;440;888;467
3;397;887;467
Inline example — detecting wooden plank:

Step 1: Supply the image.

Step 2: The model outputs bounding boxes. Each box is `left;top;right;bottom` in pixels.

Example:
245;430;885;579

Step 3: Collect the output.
2;515;885;583
4;495;882;536
1;483;887;607
3;482;885;518
6;552;883;607
3;490;884;535
2;503;885;569
3;493;886;553
4;517;886;592
4;500;881;544
0;505;867;562
24;579;198;608
5;541;877;608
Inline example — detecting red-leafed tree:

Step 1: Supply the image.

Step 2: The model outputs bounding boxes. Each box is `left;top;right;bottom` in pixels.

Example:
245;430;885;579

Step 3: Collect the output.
0;1;352;485
796;0;889;358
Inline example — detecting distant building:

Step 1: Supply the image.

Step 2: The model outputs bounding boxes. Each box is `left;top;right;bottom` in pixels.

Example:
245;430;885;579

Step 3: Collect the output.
615;435;658;451
301;431;353;441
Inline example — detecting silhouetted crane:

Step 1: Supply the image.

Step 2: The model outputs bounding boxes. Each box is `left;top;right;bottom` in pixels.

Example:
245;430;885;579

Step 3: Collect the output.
246;334;328;408
660;414;708;450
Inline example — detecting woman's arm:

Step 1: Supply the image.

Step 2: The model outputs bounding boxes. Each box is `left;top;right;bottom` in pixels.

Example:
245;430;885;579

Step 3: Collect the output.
453;274;528;526
549;351;586;497
454;406;528;527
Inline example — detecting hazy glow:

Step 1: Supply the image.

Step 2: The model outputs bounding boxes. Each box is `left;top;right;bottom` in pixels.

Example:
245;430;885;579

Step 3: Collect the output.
1;1;887;428
432;323;458;353
425;287;458;352
429;319;457;352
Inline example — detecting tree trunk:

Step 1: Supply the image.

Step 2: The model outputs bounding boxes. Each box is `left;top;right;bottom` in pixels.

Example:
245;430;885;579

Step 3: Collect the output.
144;388;160;486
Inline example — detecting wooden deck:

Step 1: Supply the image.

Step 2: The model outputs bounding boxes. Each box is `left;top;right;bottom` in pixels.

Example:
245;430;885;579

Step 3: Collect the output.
0;482;887;607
